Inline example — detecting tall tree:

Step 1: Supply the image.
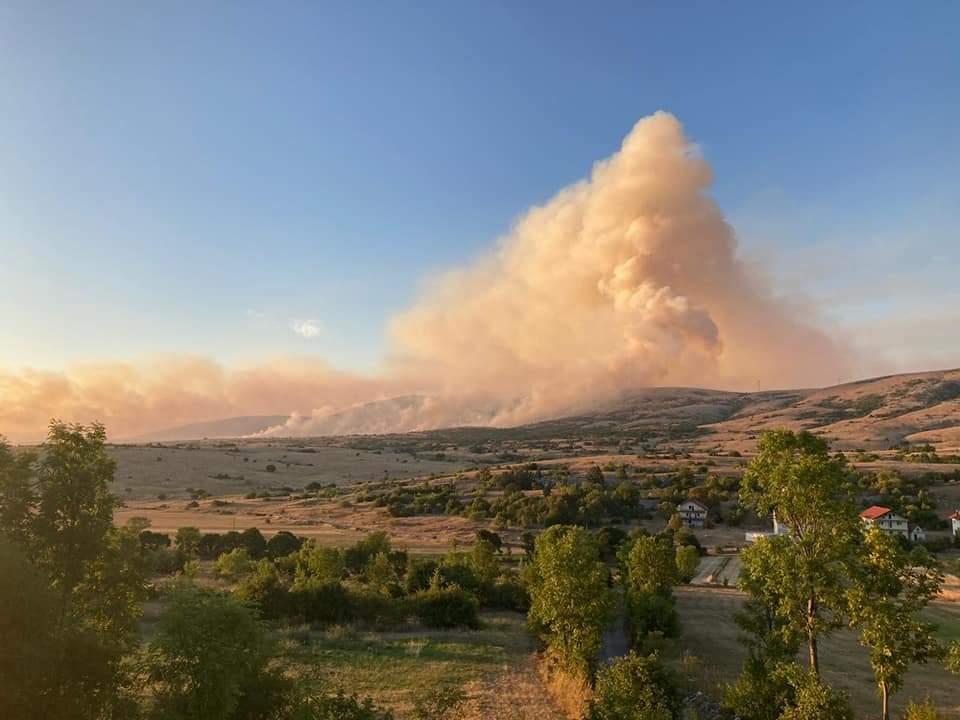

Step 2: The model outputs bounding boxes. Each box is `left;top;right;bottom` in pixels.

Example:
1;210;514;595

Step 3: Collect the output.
0;437;37;546
740;430;859;675
622;535;677;596
847;527;943;720
527;525;613;674
8;421;144;718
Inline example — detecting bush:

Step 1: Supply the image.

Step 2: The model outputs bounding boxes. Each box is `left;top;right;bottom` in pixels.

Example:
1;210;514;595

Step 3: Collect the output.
289;690;394;719
411;685;467;720
589;652;683;720
265;464;277;473
627;591;679;642
215;548;253;579
235;560;290;619
414;585;480;629
144;547;187;575
904;699;941;720
483;576;530;612
289;582;352;625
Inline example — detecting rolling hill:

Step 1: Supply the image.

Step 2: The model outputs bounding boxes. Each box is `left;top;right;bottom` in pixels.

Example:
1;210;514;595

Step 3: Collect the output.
126;369;960;451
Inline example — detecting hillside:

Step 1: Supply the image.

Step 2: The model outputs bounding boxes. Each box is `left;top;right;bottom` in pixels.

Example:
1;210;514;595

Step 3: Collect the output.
125;369;960;451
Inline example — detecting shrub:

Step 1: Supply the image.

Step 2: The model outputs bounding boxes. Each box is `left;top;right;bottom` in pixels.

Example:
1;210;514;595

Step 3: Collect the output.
627;591;679;642
904;699;941;720
411;685;467;720
144;547;187;575
289;690;394;719
215;547;253;579
265;464;277;473
289;582;352;625
235;560;290;619
414;585;480;629
589;652;683;720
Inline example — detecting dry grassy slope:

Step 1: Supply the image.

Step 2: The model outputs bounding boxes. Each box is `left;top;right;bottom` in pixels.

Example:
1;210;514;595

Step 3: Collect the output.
701;369;960;450
526;369;960;451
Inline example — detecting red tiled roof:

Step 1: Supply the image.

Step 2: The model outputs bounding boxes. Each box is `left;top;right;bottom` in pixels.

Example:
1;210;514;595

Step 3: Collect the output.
860;505;893;520
949;511;960;520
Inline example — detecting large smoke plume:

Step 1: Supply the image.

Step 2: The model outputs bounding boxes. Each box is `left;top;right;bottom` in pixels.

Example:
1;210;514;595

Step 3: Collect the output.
1;113;849;441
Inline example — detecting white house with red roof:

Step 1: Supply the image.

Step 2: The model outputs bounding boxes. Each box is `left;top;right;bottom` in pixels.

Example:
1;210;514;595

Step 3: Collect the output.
860;505;909;537
950;511;960;537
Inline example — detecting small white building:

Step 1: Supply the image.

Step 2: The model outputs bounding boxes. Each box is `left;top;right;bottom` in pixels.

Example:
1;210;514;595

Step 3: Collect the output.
908;525;927;543
950;511;960;537
677;500;708;529
860;506;909;537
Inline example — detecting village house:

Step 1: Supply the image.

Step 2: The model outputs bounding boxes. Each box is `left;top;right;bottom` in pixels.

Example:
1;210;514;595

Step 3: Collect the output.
950;511;960;537
859;505;909;537
909;525;927;543
676;499;707;528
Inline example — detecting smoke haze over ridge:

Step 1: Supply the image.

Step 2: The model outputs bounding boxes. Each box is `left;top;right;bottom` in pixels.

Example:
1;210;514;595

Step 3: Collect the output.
1;113;851;441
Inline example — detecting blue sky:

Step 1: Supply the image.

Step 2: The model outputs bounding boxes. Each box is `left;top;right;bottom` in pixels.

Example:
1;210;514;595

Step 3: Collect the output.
1;1;958;374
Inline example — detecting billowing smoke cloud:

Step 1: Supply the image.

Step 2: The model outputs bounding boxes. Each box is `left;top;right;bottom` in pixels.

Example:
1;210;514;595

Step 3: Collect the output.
1;113;850;441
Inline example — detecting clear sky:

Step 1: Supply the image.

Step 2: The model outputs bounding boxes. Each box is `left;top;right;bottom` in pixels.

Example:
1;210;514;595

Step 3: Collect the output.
1;1;958;375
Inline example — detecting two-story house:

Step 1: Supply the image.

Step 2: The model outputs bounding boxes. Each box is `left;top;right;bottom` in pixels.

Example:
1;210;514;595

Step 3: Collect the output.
676;500;708;528
950;511;960;537
859;505;909;537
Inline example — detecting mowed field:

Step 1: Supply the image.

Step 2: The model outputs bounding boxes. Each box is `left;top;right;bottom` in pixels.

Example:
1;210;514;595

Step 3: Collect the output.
674;586;960;719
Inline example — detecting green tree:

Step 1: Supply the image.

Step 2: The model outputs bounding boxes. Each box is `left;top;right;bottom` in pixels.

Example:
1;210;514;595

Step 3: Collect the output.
238;527;268;558
175;526;202;557
674;545;700;583
0;438;37;546
739;430;859;675
267;530;303;558
623;535;677;596
589;652;683;720
144;587;288;720
215;547;253;579
847;527;943;720
294;542;345;588
1;422;144;719
0;538;60;720
527;525;613;674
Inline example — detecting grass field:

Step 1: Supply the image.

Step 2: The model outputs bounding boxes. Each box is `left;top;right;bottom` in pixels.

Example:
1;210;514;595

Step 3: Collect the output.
275;612;563;720
673;586;960;720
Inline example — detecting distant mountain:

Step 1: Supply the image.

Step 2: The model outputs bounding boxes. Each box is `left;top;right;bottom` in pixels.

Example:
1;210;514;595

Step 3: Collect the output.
125;415;289;442
125;369;960;450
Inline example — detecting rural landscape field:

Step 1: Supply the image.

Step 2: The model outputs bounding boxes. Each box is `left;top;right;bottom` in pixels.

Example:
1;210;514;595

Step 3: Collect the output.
3;4;959;720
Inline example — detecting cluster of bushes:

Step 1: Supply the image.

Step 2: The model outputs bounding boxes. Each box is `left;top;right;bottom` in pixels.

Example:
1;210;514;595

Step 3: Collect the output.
363;482;463;517
230;531;527;630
